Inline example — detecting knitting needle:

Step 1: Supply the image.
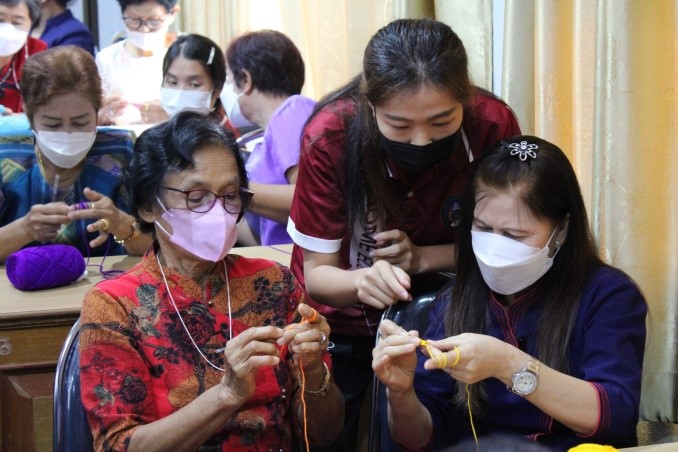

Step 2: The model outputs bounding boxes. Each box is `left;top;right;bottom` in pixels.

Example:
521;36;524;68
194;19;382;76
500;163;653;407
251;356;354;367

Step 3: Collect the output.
51;174;60;202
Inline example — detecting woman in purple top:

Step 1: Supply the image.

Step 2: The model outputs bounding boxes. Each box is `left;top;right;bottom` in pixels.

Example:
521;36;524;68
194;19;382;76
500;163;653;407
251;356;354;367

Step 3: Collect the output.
226;30;315;246
373;136;647;450
30;0;95;55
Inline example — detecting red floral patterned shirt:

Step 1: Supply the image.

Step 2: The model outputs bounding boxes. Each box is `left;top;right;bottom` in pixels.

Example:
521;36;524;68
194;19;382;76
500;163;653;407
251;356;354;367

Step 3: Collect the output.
80;247;323;450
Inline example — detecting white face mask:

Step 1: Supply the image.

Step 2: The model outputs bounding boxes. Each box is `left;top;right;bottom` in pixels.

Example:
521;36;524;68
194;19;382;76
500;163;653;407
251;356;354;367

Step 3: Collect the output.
471;229;559;295
126;29;165;52
219;82;254;129
160;87;213;117
34;130;97;169
0;23;28;57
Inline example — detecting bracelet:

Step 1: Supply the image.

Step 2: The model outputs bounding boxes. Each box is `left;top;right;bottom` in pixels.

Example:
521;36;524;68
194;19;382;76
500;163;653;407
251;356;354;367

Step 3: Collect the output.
114;220;141;245
299;362;331;397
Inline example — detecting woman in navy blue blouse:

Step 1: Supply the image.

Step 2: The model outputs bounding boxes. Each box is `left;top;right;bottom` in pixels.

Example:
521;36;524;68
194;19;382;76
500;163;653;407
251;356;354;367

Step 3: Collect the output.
373;136;647;450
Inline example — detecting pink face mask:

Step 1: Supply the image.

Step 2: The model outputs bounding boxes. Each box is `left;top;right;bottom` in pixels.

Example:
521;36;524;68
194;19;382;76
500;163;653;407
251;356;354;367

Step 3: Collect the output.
155;198;238;262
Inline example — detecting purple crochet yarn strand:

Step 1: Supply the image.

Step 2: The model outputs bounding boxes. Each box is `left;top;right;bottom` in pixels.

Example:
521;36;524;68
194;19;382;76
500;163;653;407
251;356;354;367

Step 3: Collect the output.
6;244;86;291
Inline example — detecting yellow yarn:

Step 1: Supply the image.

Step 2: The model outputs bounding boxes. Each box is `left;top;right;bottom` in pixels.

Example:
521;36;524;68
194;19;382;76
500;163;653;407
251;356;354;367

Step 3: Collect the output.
568;444;618;451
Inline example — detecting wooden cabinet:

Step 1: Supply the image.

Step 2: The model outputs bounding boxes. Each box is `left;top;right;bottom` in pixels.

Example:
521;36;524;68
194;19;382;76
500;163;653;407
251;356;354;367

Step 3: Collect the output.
0;255;137;452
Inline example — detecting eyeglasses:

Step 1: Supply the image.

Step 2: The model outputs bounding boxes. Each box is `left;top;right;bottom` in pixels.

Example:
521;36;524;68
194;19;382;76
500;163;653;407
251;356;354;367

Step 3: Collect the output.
122;16;167;31
163;187;253;214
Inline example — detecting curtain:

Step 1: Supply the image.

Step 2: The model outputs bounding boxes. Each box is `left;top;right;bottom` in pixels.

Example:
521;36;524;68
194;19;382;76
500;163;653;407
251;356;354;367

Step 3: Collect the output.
434;0;493;91
177;0;434;100
498;0;678;422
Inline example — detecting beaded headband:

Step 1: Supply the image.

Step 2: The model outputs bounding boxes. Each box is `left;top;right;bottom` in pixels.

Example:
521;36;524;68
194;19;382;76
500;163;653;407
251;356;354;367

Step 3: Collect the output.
502;140;538;161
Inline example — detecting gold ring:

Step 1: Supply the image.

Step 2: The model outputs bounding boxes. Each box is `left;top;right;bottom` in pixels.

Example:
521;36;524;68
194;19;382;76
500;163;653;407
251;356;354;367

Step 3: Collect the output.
100;218;110;231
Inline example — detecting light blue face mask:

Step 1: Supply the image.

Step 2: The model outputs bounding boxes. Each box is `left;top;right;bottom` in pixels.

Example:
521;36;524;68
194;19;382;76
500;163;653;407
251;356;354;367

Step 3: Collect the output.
471;228;560;295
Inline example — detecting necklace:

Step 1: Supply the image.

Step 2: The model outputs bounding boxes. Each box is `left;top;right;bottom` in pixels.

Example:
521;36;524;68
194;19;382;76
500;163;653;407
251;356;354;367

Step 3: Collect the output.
156;252;232;372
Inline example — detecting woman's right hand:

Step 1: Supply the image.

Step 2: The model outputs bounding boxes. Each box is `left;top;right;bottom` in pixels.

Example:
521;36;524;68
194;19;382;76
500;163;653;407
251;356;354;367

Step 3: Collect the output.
218;325;283;404
20;202;70;242
354;259;412;309
98;95;129;125
372;319;421;393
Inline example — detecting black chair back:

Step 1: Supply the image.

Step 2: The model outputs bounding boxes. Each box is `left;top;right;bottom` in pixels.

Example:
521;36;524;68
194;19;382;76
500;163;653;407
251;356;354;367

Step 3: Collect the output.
53;318;94;452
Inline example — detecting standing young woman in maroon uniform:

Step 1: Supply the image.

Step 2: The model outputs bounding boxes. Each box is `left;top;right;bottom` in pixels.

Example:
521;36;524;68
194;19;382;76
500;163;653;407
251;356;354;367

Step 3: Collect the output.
287;18;521;451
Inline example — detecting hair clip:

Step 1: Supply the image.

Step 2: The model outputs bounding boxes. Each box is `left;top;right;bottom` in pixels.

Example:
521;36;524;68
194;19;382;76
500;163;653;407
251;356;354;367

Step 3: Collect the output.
206;47;215;65
504;140;538;161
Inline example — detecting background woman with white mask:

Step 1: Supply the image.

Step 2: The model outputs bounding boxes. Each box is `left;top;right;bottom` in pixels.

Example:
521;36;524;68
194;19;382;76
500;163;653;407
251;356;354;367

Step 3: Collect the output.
0;0;46;115
226;29;315;246
96;0;179;126
373;136;647;449
0;46;152;261
160;33;238;136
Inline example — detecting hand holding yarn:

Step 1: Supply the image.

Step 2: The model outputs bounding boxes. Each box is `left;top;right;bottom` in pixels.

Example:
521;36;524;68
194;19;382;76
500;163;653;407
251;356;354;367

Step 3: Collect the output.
354;259;412;309
67;187;126;247
372;319;421;393
370;228;422;274
423;333;515;385
20;202;70;242
278;304;330;366
218;325;284;405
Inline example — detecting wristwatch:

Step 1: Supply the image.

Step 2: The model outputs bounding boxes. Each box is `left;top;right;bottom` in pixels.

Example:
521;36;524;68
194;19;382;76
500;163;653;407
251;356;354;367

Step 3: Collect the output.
509;355;539;396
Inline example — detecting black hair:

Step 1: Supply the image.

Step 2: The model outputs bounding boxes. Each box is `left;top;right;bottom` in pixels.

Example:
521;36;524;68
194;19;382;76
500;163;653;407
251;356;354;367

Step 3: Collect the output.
163;34;226;119
0;0;40;24
126;111;248;234
446;135;604;414
55;0;72;8
305;18;474;235
116;0;177;14
226;29;305;97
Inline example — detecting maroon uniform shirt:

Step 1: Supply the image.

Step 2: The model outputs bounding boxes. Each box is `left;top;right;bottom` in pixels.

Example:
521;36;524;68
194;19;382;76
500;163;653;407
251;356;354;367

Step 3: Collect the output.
288;90;521;335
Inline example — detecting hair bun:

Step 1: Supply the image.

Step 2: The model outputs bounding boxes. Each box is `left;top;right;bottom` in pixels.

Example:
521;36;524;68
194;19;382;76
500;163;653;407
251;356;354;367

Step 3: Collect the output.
6;245;86;291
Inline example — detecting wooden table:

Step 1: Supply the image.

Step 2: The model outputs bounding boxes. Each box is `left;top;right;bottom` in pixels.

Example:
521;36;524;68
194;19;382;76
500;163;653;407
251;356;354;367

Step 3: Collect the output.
0;244;293;451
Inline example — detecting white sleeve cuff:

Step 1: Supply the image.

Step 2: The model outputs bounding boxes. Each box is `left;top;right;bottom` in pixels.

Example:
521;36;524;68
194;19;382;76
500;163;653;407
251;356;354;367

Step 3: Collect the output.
287;217;342;253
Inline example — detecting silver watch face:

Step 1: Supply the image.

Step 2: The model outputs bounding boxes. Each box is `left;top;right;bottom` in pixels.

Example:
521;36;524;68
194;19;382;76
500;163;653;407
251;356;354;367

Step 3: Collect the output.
512;371;537;395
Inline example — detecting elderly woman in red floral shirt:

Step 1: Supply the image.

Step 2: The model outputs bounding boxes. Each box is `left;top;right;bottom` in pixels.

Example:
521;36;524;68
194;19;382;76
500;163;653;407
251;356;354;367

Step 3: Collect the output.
79;112;343;451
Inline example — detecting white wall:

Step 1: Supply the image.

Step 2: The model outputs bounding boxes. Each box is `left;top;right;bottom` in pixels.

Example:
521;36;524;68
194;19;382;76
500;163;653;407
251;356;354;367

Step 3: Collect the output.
97;1;126;49
492;0;505;97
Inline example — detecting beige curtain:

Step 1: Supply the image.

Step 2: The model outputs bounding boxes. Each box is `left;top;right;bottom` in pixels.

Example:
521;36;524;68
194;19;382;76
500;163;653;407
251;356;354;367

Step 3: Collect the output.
499;0;678;422
434;0;493;91
177;0;433;100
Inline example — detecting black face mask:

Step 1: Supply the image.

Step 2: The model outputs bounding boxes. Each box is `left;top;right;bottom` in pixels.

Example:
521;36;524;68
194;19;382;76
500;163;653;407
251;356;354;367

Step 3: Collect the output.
380;130;461;172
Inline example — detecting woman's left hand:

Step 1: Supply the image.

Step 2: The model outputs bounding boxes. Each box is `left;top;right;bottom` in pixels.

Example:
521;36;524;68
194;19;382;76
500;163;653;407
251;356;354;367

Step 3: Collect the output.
423;333;517;385
136;100;169;125
371;229;422;274
66;187;127;248
278;303;330;369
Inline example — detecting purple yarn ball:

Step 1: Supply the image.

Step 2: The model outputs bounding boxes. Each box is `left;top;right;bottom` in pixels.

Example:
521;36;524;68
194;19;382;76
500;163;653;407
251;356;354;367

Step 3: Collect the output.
6;244;86;291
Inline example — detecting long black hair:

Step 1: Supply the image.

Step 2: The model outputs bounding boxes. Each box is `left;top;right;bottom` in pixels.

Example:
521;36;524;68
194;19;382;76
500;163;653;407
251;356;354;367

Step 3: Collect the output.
305;18;474;234
446;135;603;414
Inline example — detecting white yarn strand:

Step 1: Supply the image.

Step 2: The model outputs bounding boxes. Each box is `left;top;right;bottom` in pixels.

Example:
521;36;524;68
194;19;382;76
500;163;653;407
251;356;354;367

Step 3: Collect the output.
156;252;231;372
